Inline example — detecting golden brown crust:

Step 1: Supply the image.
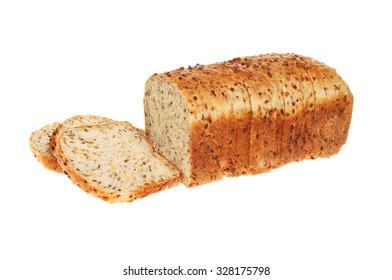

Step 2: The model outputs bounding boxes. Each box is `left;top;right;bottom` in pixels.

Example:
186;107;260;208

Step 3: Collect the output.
255;55;295;166
311;63;353;156
187;114;249;187
30;149;63;173
57;151;180;203
291;54;317;161
58;153;180;203
269;54;306;163
208;63;251;177
338;81;354;147
296;55;328;158
225;56;284;173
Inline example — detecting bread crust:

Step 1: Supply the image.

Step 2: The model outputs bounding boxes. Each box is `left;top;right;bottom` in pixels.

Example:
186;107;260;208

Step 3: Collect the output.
55;122;181;203
225;56;285;173
208;63;251;177
291;54;317;161
256;55;295;166
308;60;354;155
30;149;63;173
296;56;330;158
57;154;180;203
268;54;306;163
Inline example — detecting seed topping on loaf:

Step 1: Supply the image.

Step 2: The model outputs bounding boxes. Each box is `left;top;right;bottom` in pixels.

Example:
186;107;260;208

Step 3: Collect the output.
145;53;353;186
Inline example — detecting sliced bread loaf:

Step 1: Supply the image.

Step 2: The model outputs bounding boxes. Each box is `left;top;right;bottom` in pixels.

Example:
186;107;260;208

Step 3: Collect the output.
145;53;354;187
55;121;181;203
29;122;63;173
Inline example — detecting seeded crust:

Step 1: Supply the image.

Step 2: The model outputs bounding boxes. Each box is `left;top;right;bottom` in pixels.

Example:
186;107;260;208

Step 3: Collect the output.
145;53;354;187
225;57;283;173
297;56;330;158
208;63;251;177
301;58;354;156
255;55;295;166
225;55;310;171
262;54;305;164
55;122;181;203
291;54;317;161
29;122;63;173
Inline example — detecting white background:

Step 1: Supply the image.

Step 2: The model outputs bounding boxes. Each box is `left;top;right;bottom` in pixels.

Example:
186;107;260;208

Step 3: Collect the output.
1;0;391;279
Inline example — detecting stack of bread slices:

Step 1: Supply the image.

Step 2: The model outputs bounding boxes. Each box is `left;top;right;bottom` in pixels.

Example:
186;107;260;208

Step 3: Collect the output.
29;115;181;203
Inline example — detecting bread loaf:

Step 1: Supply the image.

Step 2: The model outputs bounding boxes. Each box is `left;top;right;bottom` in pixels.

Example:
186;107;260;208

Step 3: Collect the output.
55;121;181;203
144;53;353;187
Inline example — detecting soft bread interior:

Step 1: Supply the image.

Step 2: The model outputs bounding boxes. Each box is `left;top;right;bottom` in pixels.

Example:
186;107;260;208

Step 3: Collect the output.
58;122;180;197
144;76;191;183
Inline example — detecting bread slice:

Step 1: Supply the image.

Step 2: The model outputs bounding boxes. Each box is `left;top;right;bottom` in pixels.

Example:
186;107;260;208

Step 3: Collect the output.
291;54;317;161
55;121;181;203
261;54;305;164
144;72;203;186
29;122;63;173
190;66;232;177
253;55;294;166
207;63;251;177
296;56;330;158
271;54;307;163
50;115;114;160
303;58;354;156
224;56;281;173
235;56;286;171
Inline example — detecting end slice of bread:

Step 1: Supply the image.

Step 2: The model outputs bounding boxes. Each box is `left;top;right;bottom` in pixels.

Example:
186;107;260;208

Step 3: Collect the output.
29;122;63;173
55;121;181;203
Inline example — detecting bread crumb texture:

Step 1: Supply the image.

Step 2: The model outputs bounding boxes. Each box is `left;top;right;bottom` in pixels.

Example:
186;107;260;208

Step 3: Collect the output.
145;53;353;187
50;115;114;158
56;121;181;203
